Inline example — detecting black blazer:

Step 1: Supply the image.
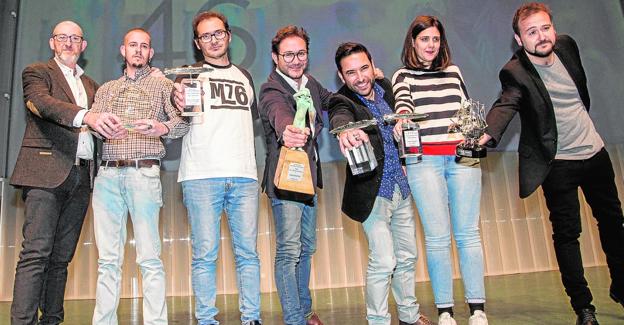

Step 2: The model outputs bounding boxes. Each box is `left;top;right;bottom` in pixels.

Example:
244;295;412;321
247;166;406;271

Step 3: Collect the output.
485;35;590;198
11;59;98;189
329;78;396;222
258;70;332;204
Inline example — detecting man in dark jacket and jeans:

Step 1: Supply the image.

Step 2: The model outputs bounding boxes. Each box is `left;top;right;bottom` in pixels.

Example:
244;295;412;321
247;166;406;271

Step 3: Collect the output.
258;25;330;325
329;42;433;325
479;3;624;324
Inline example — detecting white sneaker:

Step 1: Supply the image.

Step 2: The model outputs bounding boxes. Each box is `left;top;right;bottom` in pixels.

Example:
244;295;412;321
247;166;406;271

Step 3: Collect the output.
468;310;489;325
438;312;457;325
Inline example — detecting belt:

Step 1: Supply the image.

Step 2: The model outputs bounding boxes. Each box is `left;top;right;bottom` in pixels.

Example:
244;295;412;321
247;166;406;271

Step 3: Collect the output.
74;158;90;166
102;159;160;168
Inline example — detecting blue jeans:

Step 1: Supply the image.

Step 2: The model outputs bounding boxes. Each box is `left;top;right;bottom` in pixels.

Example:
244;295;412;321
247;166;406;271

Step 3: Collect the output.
182;177;261;324
362;186;420;325
271;197;318;325
407;155;485;308
92;165;167;325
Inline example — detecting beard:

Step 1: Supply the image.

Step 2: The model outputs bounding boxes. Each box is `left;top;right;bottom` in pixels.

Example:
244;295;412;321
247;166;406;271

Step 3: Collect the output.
526;40;554;58
56;51;79;66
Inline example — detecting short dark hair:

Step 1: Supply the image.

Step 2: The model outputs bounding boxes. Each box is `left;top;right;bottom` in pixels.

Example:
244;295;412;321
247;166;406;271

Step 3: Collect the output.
334;42;373;72
192;11;229;39
400;15;451;71
513;2;552;35
124;27;151;46
271;25;310;54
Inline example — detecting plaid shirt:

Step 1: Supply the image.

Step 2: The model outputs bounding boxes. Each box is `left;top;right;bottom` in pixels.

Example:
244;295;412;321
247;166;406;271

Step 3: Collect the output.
91;66;188;160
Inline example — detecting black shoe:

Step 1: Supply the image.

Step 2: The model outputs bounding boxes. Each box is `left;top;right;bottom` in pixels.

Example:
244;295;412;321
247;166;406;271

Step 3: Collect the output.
576;308;599;325
243;321;262;325
610;291;624;309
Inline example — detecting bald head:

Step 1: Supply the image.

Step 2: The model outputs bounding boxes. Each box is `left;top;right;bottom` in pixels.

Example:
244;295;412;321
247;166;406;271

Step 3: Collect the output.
49;20;87;69
52;20;83;36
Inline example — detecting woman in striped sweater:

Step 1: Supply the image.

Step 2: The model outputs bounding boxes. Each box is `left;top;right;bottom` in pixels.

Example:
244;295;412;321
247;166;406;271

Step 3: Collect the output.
391;15;488;325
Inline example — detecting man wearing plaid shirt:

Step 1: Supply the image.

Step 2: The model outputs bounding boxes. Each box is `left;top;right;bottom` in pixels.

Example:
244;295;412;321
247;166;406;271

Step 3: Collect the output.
89;28;189;325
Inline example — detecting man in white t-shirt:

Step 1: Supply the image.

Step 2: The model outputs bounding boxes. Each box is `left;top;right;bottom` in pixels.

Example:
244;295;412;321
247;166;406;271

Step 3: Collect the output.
172;11;261;325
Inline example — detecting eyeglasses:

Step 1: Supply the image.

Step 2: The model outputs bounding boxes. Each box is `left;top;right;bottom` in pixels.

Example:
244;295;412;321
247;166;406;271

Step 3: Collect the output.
278;50;308;63
197;29;228;43
52;34;84;43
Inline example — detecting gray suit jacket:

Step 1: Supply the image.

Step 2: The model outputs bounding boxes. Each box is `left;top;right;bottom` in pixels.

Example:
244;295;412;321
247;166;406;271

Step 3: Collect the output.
11;58;98;188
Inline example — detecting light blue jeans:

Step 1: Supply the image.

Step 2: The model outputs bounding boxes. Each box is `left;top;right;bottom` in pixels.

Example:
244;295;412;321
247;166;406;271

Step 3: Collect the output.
362;186;421;325
92;165;167;325
407;155;485;308
270;196;318;325
182;177;261;325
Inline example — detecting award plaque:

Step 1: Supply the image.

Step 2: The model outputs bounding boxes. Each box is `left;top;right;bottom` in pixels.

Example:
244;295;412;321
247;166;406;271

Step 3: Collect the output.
450;99;488;158
330;120;378;175
163;65;213;116
274;88;315;195
274;147;314;195
113;85;151;131
384;113;428;160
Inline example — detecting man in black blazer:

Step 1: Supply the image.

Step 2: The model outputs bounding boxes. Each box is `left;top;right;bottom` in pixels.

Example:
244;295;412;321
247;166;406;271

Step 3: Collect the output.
481;3;624;324
328;42;433;325
10;20;123;324
258;25;330;325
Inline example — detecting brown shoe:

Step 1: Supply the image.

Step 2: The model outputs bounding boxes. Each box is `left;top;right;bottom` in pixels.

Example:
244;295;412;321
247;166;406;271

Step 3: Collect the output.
306;312;324;325
399;314;437;325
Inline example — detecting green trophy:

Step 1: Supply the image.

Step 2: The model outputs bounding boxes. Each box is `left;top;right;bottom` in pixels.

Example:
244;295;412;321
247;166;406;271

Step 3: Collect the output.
274;88;315;195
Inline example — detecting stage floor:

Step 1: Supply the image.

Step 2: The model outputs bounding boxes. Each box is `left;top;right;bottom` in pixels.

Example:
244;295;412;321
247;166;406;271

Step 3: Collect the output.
1;266;622;324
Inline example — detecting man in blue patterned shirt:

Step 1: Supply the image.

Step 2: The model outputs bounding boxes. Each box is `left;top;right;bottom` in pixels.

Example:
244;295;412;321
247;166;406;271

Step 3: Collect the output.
328;42;433;325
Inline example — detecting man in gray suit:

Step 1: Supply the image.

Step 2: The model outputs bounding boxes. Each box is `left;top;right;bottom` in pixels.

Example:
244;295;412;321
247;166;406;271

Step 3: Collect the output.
10;20;123;324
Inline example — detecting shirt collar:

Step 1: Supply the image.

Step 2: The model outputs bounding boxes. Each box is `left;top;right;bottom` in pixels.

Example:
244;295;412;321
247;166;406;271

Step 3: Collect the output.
124;65;152;81
54;57;84;78
276;68;308;91
357;83;384;104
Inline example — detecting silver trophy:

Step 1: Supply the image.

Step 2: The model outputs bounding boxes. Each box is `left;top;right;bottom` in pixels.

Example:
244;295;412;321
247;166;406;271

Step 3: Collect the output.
383;113;428;160
113;85;151;130
163;65;213;116
450;99;488;158
330;120;378;175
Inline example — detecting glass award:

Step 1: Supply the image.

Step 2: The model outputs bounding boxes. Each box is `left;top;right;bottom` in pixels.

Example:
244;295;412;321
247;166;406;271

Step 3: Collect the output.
163;65;213;116
180;78;203;116
345;141;378;175
383;112;428;160
399;120;423;160
113;85;151;131
330;119;378;175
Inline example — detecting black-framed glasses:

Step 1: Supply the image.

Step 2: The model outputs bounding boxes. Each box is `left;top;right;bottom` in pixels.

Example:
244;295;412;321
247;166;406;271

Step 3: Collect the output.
52;34;84;43
197;29;228;43
278;50;308;63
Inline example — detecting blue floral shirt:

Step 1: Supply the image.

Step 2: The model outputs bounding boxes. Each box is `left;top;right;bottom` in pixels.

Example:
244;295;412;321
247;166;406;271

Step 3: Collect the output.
356;84;410;200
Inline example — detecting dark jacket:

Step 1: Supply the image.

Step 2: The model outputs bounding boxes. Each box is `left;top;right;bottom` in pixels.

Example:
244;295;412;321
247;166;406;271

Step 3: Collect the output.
258;70;332;204
329;78;396;222
485;35;590;198
11;59;98;188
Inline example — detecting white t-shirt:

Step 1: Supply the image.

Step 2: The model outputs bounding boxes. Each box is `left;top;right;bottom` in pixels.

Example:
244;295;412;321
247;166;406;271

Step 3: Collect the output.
178;63;258;182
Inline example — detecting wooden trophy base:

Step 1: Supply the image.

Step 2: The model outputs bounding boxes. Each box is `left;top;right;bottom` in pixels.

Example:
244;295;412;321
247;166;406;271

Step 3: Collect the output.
274;147;314;195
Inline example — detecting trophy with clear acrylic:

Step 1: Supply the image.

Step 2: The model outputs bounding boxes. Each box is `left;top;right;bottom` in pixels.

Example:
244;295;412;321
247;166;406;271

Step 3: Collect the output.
163;65;213;116
330;120;378;175
113;85;151;131
383;112;428;161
